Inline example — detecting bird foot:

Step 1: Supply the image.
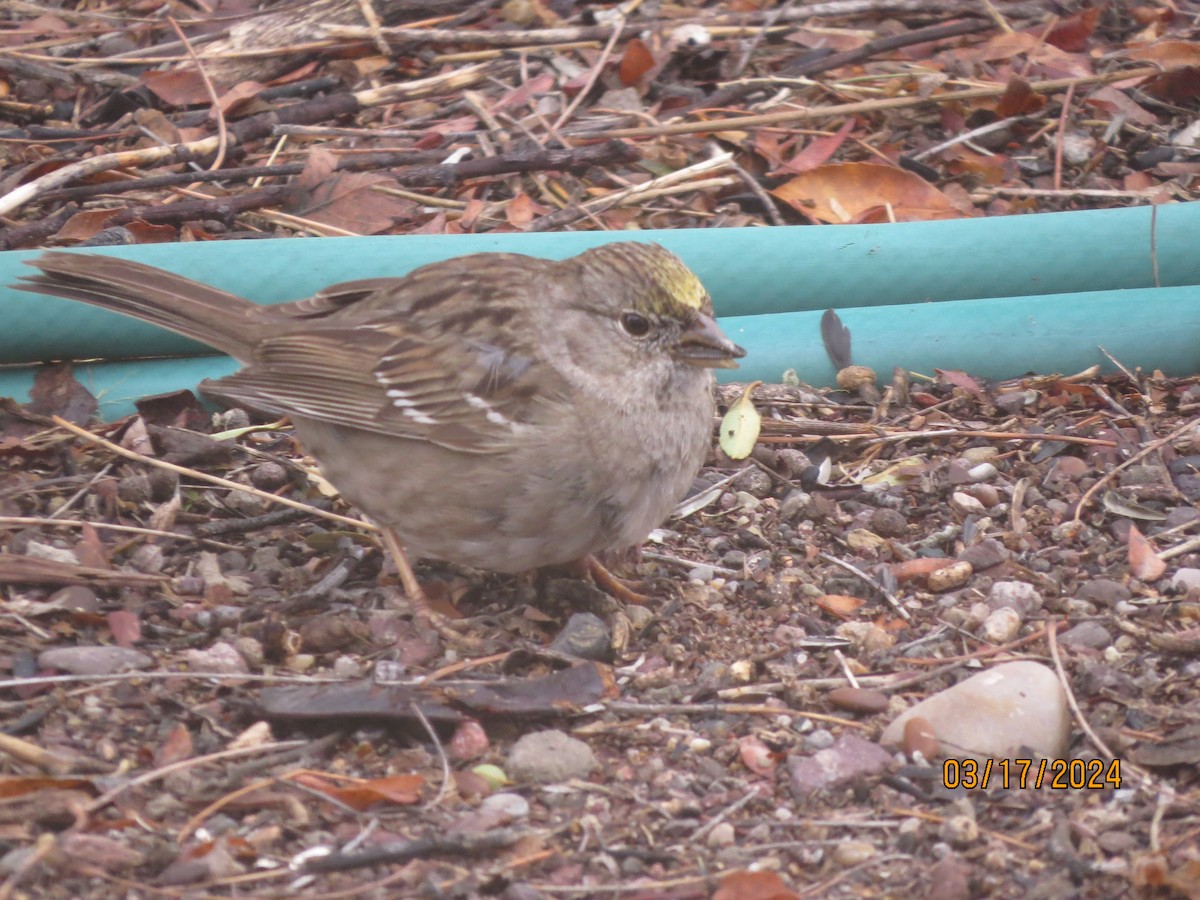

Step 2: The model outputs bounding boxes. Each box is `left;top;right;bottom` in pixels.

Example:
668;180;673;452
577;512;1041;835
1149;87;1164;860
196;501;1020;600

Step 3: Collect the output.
378;527;489;651
414;606;490;651
582;555;653;606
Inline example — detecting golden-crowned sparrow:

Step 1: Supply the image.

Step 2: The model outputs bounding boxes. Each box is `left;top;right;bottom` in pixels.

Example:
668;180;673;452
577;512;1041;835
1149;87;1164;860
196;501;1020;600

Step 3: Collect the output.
18;244;744;603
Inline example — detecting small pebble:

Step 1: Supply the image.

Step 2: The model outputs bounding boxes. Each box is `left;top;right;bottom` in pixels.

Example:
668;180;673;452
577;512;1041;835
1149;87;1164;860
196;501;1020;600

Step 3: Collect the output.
330;654;364;678
1064;599;1099;617
625;605;654;630
548;612;611;661
805;729;836;751
964;602;991;630
929;561;973;591
130;544;165;574
224;489;267;517
706;822;736;848
940;815;979;847
234;637;265;668
788;733;893;797
116;473;152;504
833;840;876;867
250;462;289;491
987;581;1042;616
448;721;489;761
480;792;530;820
945;462;971;485
39;645;152;676
25;542;78;565
834;621;896;653
722;549;746;568
966;462;998;482
1097;830;1138;854
779;490;811;521
928;855;971;900
508;730;598;784
828;687;889;715
1059;622;1113;650
733;467;772;498
1119;464;1167;486
847;528;887;551
374;660;407;681
1051;521;1091;543
903;717;939;759
183;642;249;675
958;538;1009;571
1170;568;1200;593
730;660;754;682
951;492;985;515
967;483;1000;507
980;607;1021;643
1051;456;1089;480
46;585;98;613
1164;507;1200;529
1061;130;1096;164
869;507;908;538
775;448;811;477
735;491;761;510
961;447;999;464
897;817;923;852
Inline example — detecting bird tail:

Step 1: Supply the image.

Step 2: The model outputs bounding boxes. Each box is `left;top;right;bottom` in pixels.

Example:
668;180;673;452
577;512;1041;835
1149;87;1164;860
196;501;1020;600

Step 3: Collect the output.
17;251;262;361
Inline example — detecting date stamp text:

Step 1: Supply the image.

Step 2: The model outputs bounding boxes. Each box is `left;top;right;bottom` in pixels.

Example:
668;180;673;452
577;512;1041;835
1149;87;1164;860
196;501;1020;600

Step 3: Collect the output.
942;758;1121;790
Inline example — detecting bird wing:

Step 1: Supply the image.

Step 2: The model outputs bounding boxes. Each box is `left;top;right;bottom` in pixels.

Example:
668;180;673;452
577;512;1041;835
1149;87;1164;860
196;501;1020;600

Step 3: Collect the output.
205;255;572;452
204;320;563;453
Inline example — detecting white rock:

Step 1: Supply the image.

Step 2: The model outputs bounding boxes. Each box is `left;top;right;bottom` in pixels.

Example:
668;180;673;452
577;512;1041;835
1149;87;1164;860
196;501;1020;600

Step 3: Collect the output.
25;542;78;565
961;447;999;463
951;492;985;515
833;840;876;866
980;607;1021;643
1170;568;1200;592
967;462;999;482
987;581;1042;615
706;822;736;848
480;792;530;820
940;814;979;847
880;661;1069;760
508;730;598;784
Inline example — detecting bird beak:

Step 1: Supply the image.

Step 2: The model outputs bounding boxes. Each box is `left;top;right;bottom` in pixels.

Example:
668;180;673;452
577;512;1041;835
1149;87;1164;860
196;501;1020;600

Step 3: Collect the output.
674;312;746;369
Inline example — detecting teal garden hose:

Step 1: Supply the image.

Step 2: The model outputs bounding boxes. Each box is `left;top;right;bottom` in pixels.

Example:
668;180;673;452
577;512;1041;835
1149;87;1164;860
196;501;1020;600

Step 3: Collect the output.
1;202;1198;418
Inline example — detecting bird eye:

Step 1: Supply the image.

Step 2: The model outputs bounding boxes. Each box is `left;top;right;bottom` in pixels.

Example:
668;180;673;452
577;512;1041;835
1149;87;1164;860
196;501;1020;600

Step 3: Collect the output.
621;312;651;337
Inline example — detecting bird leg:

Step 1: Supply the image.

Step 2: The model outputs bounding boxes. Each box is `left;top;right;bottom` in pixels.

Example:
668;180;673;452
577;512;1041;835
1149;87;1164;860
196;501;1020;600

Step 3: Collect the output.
379;527;486;648
380;526;425;602
582;554;653;606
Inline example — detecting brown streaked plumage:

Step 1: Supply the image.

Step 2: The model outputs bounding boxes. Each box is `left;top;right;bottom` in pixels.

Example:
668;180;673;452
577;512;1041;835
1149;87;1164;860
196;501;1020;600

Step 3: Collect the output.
16;244;745;581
